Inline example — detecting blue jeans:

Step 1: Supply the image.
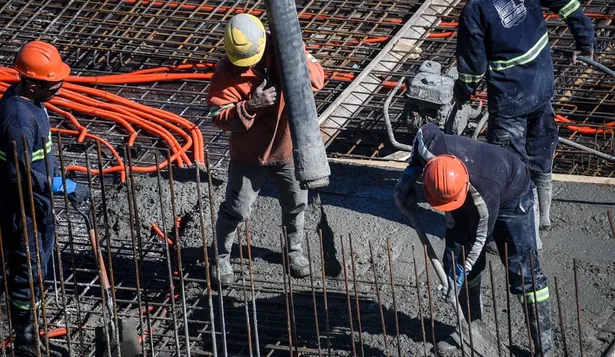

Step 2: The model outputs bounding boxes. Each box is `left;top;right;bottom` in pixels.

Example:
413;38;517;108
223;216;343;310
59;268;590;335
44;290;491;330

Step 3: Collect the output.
444;186;547;295
487;103;558;175
1;199;55;304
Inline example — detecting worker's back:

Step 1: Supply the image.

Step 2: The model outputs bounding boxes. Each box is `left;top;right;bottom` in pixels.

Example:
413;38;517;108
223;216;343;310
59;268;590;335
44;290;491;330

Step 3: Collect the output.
0;83;53;210
456;0;595;117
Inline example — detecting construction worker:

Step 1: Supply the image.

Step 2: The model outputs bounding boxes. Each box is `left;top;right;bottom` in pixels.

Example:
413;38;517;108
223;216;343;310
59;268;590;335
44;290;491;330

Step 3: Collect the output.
207;14;325;287
0;40;89;356
454;0;595;232
394;123;553;356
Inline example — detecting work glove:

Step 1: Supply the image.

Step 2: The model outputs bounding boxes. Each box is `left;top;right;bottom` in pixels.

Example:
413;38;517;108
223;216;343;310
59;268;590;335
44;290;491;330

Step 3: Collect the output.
52;177;90;205
393;166;421;212
572;49;594;65
442;262;466;304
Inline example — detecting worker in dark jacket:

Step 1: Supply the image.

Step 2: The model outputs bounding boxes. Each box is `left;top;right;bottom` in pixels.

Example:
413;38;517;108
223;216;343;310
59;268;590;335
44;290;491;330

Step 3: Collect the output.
454;0;595;233
207;14;325;287
0;40;89;356
394;123;553;356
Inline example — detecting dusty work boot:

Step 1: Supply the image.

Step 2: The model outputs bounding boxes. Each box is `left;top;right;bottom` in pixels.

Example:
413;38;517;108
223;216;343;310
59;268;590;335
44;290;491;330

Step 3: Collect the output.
211;255;234;288
533;173;553;231
288;252;310;279
10;302;71;357
437;276;484;355
532;187;543;250
523;298;553;356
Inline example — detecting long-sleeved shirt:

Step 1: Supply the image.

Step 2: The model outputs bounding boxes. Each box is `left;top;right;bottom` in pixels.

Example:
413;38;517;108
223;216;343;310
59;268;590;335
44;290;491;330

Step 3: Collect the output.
207;34;325;166
454;0;595;117
405;123;531;271
0;83;54;212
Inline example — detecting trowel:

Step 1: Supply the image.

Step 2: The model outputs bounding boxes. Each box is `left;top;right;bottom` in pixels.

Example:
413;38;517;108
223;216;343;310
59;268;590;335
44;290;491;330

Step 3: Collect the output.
73;203;140;357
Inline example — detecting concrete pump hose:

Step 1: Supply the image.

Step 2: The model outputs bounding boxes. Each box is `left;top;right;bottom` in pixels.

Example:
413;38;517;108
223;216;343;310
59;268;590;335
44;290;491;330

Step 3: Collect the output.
383;78;413;152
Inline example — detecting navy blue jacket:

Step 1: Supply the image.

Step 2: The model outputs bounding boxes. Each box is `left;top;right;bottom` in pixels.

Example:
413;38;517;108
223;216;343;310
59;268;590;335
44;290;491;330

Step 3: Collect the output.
0;84;54;212
454;0;595;117
406;123;531;270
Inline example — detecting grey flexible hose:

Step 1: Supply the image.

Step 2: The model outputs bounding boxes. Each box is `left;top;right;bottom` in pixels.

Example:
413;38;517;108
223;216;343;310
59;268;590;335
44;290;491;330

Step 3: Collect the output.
383;78;413;152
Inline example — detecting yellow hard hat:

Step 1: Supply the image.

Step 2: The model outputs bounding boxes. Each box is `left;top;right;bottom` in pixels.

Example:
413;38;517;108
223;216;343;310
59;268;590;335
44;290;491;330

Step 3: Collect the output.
224;14;266;67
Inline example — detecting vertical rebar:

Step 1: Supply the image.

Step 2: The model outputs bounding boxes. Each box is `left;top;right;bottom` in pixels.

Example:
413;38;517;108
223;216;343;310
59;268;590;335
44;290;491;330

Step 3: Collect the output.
505;243;512;357
528;252;543;356
412;246;428;357
339;235;357;357
461;246;474;356
194;164;218;356
554;277;568;357
318;229;332;355
154;154;181;354
488;261;502;356
12;140;42;357
57;133;86;355
203;150;229;357
165;150;192;357
573;259;583;357
423;245;437;356
386;238;402;357
348;233;365;357
237;230;254;356
519;264;534;357
282;228;299;357
368;241;390;356
244;221;261;356
450;251;465;357
305;232;323;356
0;225;16;357
123;148;148;356
279;233;294;356
84;153;114;357
43;135;72;354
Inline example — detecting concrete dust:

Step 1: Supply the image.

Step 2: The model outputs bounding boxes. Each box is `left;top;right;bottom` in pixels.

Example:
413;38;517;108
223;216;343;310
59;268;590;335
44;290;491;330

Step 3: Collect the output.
98;162;615;356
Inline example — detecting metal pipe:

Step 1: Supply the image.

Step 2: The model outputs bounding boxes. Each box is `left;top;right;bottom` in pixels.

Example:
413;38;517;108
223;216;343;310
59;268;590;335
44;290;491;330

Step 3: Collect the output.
264;0;331;189
558;137;615;162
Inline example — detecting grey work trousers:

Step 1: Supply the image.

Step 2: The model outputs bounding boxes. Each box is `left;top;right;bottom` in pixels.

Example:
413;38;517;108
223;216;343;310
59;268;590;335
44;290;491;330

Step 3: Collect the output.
215;161;308;260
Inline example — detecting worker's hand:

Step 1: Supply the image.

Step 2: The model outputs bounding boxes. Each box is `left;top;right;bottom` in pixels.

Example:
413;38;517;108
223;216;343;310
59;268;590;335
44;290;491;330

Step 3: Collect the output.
52;177;90;204
246;79;277;112
393;167;420;211
442;262;466;303
572;49;594;65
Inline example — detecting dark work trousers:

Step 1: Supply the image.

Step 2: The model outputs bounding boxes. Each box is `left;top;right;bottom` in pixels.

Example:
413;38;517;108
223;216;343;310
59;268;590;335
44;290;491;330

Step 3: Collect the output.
443;185;548;296
487;102;558;175
1;199;55;306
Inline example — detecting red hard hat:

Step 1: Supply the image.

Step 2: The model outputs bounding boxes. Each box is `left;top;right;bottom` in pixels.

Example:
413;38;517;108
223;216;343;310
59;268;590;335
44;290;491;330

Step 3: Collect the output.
13;41;71;82
423;155;470;211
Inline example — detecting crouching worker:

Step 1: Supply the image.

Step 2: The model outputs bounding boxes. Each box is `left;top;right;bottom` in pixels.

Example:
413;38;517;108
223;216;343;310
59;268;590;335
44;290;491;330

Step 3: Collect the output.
0;41;90;356
393;123;553;356
207;14;325;287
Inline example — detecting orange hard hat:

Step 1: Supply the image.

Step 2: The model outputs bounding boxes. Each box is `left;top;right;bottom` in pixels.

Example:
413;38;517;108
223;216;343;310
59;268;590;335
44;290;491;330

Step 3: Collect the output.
422;154;470;211
13;41;71;82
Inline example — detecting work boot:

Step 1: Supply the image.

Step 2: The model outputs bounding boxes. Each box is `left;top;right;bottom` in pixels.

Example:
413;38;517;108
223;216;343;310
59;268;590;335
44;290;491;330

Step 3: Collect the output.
523;298;553;356
437;276;483;355
533;187;543;250
210;255;234;288
533;173;553;231
10;302;71;357
288;252;310;279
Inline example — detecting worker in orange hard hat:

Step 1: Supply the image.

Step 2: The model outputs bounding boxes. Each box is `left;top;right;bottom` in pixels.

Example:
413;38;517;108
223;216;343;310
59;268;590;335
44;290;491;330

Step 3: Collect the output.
207;13;325;288
393;123;553;356
0;40;87;356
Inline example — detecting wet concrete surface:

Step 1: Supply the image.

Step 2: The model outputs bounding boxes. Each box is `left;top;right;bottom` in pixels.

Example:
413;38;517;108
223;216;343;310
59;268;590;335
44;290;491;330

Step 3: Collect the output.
95;161;615;356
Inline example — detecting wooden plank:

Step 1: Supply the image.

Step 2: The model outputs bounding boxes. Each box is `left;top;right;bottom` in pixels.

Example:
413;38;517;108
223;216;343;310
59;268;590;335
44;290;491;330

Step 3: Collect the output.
318;0;461;145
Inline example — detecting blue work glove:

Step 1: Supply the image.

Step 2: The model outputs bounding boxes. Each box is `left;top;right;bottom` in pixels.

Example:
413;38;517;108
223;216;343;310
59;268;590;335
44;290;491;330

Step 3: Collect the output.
52;177;90;204
393;166;421;210
443;262;466;303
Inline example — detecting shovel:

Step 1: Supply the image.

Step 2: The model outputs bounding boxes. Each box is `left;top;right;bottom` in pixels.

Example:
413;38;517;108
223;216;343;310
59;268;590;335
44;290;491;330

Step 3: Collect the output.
72;203;140;357
394;192;502;357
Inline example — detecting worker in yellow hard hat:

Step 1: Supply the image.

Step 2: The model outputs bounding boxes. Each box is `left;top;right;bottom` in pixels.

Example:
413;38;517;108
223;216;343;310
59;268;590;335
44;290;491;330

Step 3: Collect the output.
207;13;325;287
0;40;87;356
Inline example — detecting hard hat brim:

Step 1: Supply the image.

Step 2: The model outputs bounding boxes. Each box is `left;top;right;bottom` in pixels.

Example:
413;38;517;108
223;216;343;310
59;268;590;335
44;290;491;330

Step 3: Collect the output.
16;62;71;82
228;51;264;68
426;187;467;212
